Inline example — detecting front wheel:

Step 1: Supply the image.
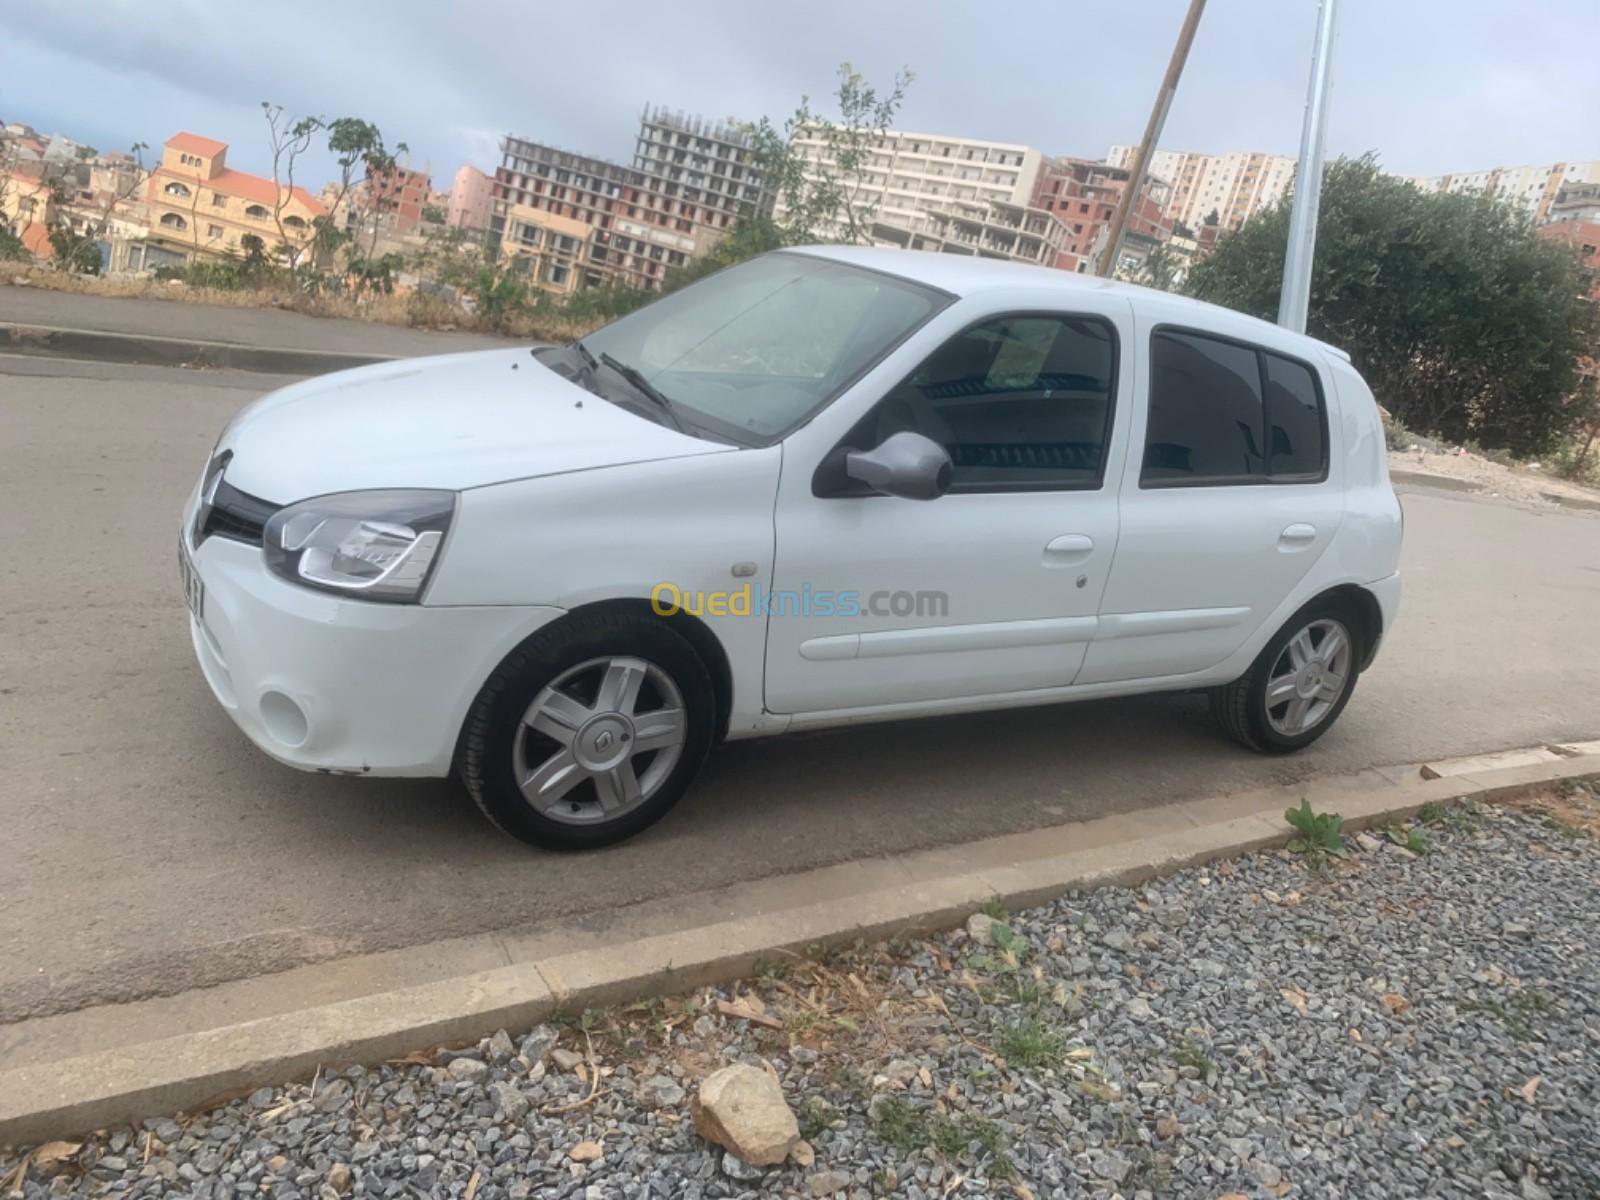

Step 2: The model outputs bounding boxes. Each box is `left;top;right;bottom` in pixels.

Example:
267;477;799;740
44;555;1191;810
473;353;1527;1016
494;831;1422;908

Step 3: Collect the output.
460;611;716;850
1211;600;1363;753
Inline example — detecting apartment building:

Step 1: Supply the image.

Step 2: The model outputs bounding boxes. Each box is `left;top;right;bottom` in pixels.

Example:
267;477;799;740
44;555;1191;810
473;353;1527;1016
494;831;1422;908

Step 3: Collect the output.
447;165;493;231
145;132;323;261
777;127;1044;243
498;203;595;294
366;164;431;232
893;198;1071;269
490;139;697;291
1107;145;1296;232
632;107;771;252
490;108;769;293
1537;182;1600;301
1416;160;1600;223
1031;157;1174;272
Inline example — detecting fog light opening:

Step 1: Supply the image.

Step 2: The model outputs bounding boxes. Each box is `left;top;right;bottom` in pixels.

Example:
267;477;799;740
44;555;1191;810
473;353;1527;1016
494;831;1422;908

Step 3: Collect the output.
259;690;310;748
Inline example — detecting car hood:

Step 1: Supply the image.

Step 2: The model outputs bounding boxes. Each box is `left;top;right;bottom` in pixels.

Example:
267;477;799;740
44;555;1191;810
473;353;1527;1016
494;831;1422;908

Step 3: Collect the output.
217;347;727;501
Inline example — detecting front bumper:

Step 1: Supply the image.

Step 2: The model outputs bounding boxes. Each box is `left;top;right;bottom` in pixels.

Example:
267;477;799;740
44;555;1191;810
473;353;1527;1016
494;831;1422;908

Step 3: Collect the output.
184;531;564;777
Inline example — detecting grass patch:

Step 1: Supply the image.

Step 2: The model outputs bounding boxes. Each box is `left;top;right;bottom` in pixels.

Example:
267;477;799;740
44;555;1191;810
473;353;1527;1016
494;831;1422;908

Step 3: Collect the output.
979;896;1011;922
996;1016;1067;1068
1418;799;1487;834
871;1097;1015;1180
1460;988;1556;1040
798;1096;837;1140
1172;1040;1213;1075
1384;824;1429;854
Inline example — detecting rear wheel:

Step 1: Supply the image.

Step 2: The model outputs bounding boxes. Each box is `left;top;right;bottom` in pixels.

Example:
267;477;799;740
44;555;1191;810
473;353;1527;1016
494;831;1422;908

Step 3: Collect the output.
460;611;715;850
1212;599;1363;753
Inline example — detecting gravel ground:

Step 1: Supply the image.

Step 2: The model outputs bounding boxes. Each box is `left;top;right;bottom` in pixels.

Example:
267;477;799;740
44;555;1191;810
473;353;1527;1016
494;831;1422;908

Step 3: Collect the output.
5;792;1598;1200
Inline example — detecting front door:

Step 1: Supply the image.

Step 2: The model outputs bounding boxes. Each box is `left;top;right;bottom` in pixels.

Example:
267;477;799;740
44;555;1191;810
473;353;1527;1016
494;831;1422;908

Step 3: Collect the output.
765;306;1132;715
1079;321;1345;685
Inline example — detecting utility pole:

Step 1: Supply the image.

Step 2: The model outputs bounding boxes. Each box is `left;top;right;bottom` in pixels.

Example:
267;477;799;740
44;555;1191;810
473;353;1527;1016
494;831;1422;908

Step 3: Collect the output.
1096;0;1208;278
1278;0;1340;332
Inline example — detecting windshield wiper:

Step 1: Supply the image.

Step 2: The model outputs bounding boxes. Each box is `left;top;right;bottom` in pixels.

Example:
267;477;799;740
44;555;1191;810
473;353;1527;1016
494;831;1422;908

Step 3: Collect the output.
595;350;686;433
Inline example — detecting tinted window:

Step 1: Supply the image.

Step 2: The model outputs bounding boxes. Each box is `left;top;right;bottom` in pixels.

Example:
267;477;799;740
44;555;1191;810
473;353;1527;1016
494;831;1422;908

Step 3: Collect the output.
1143;331;1264;483
1263;352;1325;477
863;315;1117;491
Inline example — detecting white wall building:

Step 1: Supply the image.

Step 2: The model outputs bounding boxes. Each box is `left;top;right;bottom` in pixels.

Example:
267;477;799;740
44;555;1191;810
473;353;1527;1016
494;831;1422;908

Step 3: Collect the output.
777;127;1044;243
1413;160;1600;223
1106;145;1296;232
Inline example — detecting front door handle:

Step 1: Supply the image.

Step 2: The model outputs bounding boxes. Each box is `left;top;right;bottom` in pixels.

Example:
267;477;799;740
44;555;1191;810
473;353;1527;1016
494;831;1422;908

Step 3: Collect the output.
1278;523;1317;549
1043;533;1095;567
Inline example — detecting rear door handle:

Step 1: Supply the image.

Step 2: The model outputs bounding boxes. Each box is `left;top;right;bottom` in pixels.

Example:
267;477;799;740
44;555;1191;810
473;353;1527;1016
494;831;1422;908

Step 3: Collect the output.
1278;523;1317;549
1043;533;1094;567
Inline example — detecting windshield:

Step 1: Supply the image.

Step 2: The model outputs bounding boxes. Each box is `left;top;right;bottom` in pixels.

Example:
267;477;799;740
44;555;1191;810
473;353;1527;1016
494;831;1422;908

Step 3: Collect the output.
578;253;949;444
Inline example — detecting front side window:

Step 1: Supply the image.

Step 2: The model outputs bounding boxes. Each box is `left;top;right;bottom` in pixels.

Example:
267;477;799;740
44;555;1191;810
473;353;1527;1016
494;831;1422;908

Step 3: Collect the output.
578;253;948;444
854;314;1118;492
1142;329;1326;486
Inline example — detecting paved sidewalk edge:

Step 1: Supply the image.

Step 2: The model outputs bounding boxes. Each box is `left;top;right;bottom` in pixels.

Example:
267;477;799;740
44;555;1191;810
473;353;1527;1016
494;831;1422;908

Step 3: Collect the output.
3;751;1595;1148
1;322;395;376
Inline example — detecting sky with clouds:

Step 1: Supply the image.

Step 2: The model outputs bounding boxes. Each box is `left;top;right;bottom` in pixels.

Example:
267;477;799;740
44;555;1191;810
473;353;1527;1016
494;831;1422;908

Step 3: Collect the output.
2;0;1594;189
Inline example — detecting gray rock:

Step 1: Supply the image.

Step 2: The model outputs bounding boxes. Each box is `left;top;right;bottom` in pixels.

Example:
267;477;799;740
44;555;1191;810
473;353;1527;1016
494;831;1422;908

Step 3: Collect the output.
808;1170;852;1197
965;912;1000;945
636;1074;686;1109
1102;929;1135;952
550;1047;584;1072
446;1056;489;1083
490;1081;530;1121
519;1025;556;1064
484;1029;516;1063
1093;1152;1132;1183
720;1151;763;1181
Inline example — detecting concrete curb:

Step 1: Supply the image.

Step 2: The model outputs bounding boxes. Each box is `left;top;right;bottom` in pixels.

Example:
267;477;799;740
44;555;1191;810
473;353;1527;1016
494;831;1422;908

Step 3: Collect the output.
2;748;1596;1147
0;322;394;376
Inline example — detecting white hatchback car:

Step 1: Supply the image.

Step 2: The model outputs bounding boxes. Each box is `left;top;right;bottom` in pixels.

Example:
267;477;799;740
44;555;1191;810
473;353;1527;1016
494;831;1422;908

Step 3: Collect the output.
181;247;1401;848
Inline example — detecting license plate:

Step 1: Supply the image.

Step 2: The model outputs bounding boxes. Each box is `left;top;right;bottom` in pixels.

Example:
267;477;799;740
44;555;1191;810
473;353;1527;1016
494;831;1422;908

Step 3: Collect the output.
179;535;204;621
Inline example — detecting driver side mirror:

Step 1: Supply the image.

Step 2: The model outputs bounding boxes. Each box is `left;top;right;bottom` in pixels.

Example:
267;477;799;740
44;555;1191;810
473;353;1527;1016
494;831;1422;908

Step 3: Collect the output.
843;431;953;501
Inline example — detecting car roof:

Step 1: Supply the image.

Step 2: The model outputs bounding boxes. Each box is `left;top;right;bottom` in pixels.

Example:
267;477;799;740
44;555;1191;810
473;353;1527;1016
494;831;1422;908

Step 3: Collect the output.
786;244;1349;363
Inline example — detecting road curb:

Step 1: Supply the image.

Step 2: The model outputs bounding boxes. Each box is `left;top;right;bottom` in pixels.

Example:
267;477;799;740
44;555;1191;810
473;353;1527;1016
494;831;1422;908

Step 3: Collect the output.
0;321;394;376
3;748;1596;1148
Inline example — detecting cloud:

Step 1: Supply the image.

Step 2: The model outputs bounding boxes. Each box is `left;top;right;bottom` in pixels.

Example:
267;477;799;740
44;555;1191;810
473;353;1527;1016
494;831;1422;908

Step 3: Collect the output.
3;0;1595;192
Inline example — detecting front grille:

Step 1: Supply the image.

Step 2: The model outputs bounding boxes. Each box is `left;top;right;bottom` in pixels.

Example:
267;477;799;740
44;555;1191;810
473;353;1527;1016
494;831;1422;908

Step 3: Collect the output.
200;479;278;546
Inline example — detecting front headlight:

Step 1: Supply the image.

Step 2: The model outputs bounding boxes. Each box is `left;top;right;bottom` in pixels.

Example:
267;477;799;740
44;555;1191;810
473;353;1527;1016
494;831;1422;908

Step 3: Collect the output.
263;489;455;603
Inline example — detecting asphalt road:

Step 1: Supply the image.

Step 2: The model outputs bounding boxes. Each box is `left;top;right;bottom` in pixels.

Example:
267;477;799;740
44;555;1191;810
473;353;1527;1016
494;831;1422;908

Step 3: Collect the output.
3;354;1598;1023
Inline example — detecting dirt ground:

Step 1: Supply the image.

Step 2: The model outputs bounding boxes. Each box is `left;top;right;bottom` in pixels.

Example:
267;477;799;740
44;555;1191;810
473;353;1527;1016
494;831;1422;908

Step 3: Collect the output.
1389;445;1600;509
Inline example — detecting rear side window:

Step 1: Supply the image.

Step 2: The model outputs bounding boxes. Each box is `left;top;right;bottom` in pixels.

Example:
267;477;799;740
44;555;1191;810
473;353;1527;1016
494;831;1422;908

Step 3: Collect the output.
1142;329;1326;486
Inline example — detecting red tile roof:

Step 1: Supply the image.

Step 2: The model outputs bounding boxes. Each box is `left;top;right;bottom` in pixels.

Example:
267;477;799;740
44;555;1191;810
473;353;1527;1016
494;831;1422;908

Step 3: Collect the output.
166;131;228;158
150;166;325;217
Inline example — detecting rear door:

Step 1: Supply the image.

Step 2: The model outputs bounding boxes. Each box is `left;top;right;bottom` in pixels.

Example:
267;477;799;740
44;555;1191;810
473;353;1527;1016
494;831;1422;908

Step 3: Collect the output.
1079;317;1344;685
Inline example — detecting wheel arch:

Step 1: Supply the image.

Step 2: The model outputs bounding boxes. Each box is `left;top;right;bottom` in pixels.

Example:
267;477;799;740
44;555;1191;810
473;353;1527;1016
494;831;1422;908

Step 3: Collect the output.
539;598;735;741
1310;582;1384;671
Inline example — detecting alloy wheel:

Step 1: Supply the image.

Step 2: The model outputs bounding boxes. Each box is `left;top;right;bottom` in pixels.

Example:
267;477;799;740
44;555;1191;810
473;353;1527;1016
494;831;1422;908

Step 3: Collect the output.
1264;617;1352;737
513;656;686;825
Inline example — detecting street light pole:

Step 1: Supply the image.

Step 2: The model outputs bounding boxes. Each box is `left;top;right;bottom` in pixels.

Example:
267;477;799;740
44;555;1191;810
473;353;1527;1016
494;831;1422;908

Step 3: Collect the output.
1096;0;1207;278
1278;0;1340;332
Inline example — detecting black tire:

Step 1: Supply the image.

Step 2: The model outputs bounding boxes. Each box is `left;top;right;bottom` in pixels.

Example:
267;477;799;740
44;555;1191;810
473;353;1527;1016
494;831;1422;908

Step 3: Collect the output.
1211;596;1365;754
459;610;715;850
